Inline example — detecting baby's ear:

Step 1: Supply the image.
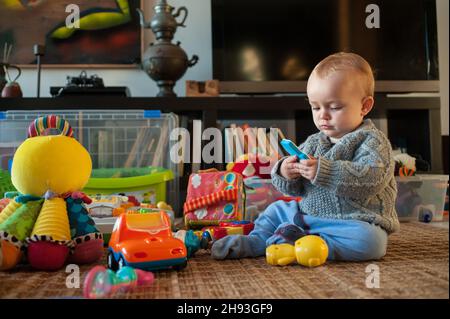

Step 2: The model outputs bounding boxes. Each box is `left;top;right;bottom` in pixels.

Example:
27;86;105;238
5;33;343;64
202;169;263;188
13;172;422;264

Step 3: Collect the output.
361;96;374;116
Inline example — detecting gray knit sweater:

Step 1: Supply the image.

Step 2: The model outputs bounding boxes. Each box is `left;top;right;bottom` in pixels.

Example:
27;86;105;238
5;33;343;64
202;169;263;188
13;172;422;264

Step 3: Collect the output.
271;119;400;234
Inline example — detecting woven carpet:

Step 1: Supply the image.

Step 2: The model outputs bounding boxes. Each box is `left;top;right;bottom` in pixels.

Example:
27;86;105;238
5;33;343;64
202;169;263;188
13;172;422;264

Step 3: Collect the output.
0;222;448;299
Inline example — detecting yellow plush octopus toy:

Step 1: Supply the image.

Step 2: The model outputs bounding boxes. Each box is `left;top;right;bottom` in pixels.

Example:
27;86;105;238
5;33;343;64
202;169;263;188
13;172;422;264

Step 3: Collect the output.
0;115;103;270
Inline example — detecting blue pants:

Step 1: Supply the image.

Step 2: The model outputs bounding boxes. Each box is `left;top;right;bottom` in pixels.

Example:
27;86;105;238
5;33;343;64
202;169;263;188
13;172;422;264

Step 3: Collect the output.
211;200;388;261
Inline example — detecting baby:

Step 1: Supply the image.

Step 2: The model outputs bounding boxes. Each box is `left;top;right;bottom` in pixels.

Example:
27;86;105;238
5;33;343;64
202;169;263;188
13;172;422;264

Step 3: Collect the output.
212;52;400;261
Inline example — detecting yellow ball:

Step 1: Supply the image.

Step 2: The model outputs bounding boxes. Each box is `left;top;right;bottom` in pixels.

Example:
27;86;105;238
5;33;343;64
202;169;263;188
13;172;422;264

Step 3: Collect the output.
11;135;92;196
294;235;328;267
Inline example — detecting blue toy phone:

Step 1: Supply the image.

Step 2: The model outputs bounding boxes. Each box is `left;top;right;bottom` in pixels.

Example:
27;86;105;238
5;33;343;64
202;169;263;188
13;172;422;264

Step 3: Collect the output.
280;139;311;160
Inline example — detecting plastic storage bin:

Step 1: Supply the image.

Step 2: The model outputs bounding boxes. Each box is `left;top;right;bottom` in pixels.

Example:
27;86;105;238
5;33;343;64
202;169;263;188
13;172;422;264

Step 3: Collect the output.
0;109;181;212
84;166;174;204
0;169;15;198
244;177;285;221
93;216;117;245
395;175;449;222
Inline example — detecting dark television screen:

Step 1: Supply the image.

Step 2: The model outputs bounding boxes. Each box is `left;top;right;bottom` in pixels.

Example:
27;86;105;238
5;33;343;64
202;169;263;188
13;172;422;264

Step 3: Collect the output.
212;0;439;84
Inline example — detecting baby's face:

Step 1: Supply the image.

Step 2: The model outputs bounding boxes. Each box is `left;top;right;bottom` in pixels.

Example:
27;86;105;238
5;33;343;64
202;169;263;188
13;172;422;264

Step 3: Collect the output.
307;70;372;139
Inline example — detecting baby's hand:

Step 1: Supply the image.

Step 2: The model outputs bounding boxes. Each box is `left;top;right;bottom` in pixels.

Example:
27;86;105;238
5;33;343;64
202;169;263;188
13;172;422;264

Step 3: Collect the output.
298;157;318;181
280;156;302;180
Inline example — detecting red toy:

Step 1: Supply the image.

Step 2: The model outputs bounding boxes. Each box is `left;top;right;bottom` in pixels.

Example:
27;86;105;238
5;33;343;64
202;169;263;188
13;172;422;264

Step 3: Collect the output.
226;153;273;179
276;196;302;202
199;221;255;248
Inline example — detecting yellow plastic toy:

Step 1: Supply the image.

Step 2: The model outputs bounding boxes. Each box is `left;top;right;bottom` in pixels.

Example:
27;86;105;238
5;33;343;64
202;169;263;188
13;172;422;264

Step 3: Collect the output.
156;201;173;211
266;235;329;267
0;115;103;271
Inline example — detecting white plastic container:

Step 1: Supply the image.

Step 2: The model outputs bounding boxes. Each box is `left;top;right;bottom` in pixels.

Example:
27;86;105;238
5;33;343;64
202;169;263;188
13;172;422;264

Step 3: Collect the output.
0;110;181;213
244;177;285;221
395;175;449;222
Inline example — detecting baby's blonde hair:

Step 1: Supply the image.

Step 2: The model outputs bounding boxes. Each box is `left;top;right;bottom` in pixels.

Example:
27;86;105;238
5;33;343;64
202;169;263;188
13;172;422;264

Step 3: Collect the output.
310;52;375;96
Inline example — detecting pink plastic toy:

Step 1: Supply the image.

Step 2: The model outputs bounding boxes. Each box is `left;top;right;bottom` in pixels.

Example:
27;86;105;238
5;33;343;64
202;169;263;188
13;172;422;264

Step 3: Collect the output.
83;265;154;299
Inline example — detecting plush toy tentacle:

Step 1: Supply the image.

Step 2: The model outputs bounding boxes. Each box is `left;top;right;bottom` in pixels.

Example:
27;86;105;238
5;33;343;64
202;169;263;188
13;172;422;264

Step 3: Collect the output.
66;195;103;264
0;197;21;225
27;197;71;270
0;239;22;270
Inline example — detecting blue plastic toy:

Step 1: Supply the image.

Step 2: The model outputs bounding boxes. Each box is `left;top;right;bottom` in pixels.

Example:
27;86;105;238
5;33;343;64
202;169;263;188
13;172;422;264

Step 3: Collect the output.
419;207;433;223
174;229;201;257
280;139;311;160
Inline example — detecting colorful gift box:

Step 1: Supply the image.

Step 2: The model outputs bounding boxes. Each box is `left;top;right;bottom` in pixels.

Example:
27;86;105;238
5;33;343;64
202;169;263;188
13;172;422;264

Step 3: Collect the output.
184;170;245;229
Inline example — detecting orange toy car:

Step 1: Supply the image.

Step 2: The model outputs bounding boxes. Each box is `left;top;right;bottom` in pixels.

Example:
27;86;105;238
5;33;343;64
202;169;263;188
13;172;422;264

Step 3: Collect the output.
107;211;187;271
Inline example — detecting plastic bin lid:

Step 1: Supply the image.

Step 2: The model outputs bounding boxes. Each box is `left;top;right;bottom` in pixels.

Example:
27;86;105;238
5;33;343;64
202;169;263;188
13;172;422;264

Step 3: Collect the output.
85;166;174;190
414;174;449;181
396;174;449;182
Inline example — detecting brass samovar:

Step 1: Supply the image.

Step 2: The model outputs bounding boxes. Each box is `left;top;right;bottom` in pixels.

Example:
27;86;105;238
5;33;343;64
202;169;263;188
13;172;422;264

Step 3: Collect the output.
137;0;198;97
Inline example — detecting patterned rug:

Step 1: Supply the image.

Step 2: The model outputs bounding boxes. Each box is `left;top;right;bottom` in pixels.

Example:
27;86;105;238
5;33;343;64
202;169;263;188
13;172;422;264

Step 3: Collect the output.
0;222;448;299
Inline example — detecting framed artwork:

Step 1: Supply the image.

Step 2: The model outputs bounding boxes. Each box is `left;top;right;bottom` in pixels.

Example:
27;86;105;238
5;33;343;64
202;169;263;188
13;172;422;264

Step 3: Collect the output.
0;0;143;67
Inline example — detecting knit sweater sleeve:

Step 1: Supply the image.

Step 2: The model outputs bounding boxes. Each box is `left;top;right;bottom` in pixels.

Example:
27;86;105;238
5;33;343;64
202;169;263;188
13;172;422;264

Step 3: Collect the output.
271;157;306;196
311;133;393;199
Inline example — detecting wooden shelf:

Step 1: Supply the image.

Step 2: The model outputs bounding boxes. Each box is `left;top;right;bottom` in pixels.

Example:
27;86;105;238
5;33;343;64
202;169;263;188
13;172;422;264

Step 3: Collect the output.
0;95;440;112
0;95;442;172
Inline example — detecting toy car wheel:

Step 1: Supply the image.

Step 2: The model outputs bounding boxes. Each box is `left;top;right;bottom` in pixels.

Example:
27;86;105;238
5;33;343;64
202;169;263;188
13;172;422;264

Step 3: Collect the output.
173;260;188;271
107;251;118;271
